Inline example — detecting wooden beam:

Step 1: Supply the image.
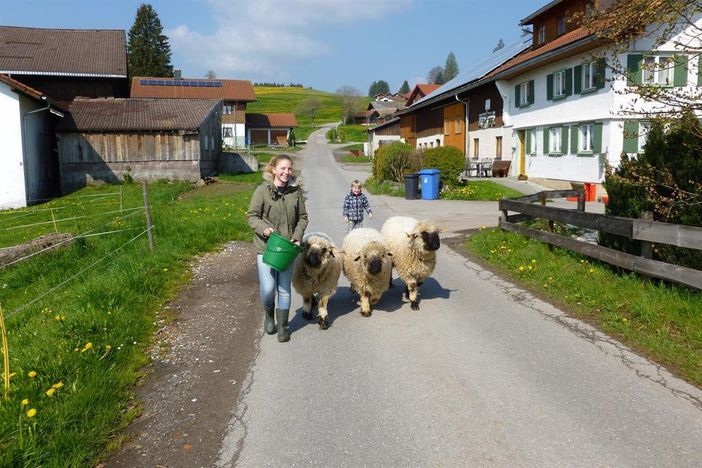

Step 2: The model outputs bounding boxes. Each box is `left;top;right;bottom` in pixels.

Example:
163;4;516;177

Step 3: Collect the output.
633;219;702;251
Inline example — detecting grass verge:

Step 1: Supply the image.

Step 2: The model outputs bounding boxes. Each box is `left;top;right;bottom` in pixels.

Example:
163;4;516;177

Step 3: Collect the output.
364;177;404;197
0;175;258;465
466;228;702;388
339;156;371;164
441;180;524;200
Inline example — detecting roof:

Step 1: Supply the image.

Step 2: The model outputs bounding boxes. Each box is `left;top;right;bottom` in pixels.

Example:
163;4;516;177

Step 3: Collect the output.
0;26;126;77
58;98;220;132
412;37;532;108
245;113;297;128
520;0;566;25
368;100;401;110
405;84;441;106
0;73;68;112
131;77;256;102
367;116;400;133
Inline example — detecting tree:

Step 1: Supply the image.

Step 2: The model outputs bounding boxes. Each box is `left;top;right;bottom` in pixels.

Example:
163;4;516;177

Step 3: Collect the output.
296;96;322;126
493;38;505;53
399;80;410;94
336;86;363;124
427;66;445;85
205;70;216;79
444;52;459;82
127;4;173;80
368;80;390;97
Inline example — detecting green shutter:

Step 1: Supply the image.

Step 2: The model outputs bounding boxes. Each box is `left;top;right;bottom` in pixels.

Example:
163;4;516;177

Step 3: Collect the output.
546;74;554;100
565;68;573;96
595;58;607;89
528;80;535;105
673;55;689;87
623;121;639;153
574;65;582;94
571;126;579;154
543;128;550;154
561;127;569;154
525;129;531;155
515;84;521;107
593;123;603;153
627;54;643;85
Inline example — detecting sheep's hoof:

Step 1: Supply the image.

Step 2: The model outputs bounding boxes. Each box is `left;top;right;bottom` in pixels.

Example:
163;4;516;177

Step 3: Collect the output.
318;316;329;330
410;301;420;310
360;310;372;317
302;310;313;320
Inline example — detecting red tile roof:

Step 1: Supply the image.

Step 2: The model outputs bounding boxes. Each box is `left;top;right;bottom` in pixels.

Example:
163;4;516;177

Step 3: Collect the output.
58;98;220;132
0;26;127;77
405;83;441;106
131;77;256;102
245;113;297;128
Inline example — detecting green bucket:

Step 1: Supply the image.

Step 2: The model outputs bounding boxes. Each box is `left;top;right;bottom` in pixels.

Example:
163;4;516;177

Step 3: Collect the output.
262;232;302;272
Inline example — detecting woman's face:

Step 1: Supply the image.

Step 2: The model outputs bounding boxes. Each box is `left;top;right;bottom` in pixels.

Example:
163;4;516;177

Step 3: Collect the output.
273;159;293;186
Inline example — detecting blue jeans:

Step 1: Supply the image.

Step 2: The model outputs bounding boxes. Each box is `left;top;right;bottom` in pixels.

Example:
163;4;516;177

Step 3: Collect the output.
256;254;293;310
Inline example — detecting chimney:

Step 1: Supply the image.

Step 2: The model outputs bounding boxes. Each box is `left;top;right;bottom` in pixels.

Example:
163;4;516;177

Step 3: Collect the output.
174;69;182;80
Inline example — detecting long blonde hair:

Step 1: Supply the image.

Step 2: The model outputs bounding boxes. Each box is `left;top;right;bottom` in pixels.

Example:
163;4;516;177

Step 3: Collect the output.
265;154;294;178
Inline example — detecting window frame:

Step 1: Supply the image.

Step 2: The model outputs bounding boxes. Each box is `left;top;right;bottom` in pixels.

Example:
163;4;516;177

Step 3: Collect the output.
557;15;566;36
528;129;537;155
642;54;674;86
537;25;546;45
583;61;596;91
579;124;594;153
223;127;233;138
553;69;567;99
519;81;530;106
549;127;562;154
455;115;462;134
495;136;503;158
473;138;480;158
637;121;651;154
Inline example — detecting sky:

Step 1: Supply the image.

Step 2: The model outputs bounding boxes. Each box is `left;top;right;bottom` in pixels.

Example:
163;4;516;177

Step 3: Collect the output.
1;0;537;94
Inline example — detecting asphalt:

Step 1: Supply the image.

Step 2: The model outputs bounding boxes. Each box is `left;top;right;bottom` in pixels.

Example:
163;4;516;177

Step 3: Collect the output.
215;127;702;467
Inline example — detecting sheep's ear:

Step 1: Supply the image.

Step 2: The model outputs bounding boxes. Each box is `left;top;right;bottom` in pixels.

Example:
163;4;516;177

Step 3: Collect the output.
329;247;336;258
405;232;417;239
354;255;361;262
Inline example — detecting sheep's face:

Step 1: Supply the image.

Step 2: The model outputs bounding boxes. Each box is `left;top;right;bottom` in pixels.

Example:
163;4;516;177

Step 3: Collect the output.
408;228;441;252
354;242;391;276
302;239;336;269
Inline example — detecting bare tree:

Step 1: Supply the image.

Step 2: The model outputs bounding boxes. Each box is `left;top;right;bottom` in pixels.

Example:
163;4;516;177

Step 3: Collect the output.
296;96;323;126
427;66;445;85
205;70;216;79
336;86;363;124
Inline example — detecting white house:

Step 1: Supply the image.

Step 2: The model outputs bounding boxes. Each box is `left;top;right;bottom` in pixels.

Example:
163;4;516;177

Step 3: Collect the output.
0;74;64;209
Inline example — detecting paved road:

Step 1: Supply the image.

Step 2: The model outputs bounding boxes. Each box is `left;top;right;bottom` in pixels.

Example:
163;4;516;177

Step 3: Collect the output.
217;127;702;467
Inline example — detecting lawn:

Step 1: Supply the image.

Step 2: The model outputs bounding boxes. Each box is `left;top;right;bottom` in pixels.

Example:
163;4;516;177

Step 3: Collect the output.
0;175;258;466
364;178;523;201
332;125;368;143
466;228;702;388
247;86;343;127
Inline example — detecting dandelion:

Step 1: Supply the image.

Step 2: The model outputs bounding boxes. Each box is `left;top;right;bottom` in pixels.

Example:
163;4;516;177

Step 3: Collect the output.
27;408;37;418
518;266;525;272
21;399;29;406
163;268;169;272
51;382;64;389
28;371;37;378
46;388;56;397
81;342;93;353
531;259;537;264
589;268;594;273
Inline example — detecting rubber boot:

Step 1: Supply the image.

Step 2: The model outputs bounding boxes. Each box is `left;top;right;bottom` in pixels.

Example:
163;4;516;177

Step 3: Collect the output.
264;305;276;335
276;308;290;342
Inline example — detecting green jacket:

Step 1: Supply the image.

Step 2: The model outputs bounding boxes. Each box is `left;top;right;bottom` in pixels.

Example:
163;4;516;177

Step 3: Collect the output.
247;177;308;254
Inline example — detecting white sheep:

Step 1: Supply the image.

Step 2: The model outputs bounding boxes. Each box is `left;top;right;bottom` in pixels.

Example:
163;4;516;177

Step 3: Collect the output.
381;216;441;310
292;232;343;330
341;227;393;317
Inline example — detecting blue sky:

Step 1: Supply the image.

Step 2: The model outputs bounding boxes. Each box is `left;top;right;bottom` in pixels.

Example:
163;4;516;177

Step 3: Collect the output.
1;0;537;93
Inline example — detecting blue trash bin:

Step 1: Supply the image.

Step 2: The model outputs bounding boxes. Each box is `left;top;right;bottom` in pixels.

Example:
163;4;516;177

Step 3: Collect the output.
419;168;441;200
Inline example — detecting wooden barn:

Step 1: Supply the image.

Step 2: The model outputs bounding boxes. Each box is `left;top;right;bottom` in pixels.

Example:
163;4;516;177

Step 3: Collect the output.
56;98;222;193
245;113;297;146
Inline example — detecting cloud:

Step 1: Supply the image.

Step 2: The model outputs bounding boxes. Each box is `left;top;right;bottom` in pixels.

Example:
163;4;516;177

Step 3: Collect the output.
167;0;411;79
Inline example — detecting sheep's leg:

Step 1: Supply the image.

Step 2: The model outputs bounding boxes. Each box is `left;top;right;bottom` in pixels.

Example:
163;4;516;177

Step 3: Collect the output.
317;295;330;330
301;296;314;320
360;293;372;317
407;279;420;310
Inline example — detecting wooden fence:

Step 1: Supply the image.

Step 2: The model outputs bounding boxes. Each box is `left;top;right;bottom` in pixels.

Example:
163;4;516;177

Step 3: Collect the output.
498;190;702;290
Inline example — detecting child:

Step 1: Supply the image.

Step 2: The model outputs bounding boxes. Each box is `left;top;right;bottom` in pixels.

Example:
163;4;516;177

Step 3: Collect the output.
342;180;373;232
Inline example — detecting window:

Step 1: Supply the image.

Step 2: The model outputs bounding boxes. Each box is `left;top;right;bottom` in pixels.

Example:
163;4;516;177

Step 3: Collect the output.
485;99;491;111
223;105;233;115
223;127;233;138
528;129;537;155
579;124;594;152
583;62;596;90
473;138;480;158
436;139;441;147
537;25;546;45
455;115;462;133
554;70;566;98
444;118;450;135
638;122;651;153
204;135;209;150
549;127;562;154
557;15;566;36
495;136;502;159
519;81;530;106
643;55;674;85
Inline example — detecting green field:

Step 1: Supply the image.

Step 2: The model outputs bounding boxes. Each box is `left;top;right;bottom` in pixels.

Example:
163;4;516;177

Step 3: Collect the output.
247;87;342;126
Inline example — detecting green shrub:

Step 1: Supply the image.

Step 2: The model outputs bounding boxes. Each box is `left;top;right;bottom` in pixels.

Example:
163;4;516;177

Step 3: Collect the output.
372;142;418;182
421;146;465;186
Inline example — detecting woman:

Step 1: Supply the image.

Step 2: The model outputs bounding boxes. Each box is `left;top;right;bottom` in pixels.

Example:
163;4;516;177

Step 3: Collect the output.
247;154;308;342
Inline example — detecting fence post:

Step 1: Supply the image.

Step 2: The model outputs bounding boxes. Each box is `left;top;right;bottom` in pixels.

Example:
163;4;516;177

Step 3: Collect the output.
577;189;586;212
0;303;9;400
640;211;654;260
142;181;155;251
541;192;554;251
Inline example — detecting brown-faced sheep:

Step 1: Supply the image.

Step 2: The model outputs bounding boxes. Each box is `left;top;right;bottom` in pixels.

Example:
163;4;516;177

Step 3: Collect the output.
292;232;342;330
341;228;393;317
381;216;441;310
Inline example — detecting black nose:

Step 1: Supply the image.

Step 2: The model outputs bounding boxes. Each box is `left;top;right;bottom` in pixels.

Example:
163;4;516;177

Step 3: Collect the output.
305;251;321;267
424;232;440;251
368;257;382;275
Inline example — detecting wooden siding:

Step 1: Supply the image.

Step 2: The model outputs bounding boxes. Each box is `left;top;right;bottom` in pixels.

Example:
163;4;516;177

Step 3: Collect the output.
199;106;223;161
400;114;416;148
15;75;128;105
249;129;288;145
416;108;443;138
443;103;465;153
468;83;504;131
374;121;400;136
532;0;588;48
58;132;201;163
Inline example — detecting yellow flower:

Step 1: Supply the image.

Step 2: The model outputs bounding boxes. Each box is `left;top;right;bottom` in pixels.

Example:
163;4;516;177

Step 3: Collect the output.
163;268;169;272
81;342;93;352
589;268;594;273
21;399;29;406
27;408;37;418
46;388;56;397
54;315;61;321
518;266;525;272
531;259;537;264
51;382;64;389
28;371;37;378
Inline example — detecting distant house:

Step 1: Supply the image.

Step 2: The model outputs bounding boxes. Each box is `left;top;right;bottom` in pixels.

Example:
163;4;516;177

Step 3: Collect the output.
373;92;407;103
0;74;66;209
366;100;403;125
367;117;401;156
0;26;128;106
56;98;222;192
404;84;440;107
353;110;373;125
131;76;256;149
245;113;298;146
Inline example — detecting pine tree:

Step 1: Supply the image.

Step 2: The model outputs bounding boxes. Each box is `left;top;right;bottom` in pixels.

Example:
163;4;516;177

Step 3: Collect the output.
369;80;390;97
444;52;459;81
127;4;174;80
399;80;410;94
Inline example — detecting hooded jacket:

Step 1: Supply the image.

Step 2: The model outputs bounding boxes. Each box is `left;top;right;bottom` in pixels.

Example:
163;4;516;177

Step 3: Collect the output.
247;173;308;254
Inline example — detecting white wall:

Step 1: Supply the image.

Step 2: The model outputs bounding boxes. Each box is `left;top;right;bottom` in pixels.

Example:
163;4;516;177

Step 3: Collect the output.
222;123;246;148
467;127;508;161
369;134;401;156
416;133;443;149
0;83;27;209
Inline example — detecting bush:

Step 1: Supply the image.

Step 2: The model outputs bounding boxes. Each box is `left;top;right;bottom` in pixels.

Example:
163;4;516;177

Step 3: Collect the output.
421;146;465;186
373;142;419;182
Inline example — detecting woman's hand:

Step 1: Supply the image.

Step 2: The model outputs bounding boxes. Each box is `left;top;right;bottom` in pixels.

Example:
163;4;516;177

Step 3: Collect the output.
263;227;275;237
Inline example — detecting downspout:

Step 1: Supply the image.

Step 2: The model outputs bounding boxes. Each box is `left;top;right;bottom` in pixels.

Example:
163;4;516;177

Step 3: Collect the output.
455;94;469;157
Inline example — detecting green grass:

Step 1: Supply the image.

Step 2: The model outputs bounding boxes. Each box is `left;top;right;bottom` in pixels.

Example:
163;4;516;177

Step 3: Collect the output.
466;228;702;388
364;177;404;197
339;156;371;163
335;125;368;143
247;86;344;126
339;143;364;152
294;126;316;141
441;181;524;200
0;175;258;466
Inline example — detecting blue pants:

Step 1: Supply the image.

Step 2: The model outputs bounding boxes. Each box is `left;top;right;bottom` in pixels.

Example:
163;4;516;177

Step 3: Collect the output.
256;254;293;310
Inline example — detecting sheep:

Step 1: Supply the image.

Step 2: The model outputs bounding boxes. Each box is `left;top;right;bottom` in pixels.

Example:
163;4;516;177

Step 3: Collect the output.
381;216;442;310
341;227;393;317
292;232;342;330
